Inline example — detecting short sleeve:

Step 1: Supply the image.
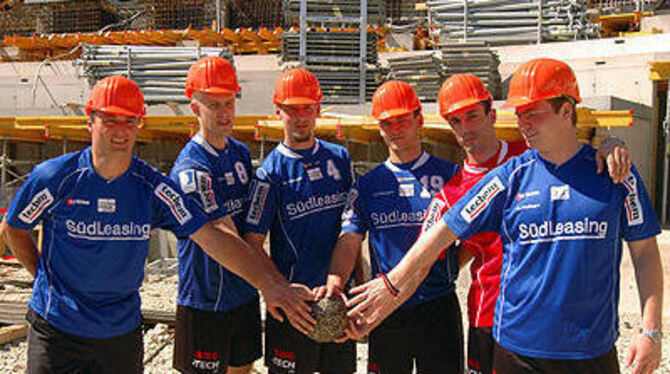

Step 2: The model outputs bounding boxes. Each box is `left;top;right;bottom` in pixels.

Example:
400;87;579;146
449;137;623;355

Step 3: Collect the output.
341;180;367;236
244;167;279;235
6;165;57;230
620;166;661;242
151;173;208;238
443;169;509;241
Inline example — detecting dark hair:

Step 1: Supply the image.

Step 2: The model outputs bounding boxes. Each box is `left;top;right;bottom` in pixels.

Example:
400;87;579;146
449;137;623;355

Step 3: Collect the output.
547;96;577;126
480;99;492;115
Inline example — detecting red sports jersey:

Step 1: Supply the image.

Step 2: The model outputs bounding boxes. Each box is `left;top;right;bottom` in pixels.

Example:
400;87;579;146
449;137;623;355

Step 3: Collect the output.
420;140;527;327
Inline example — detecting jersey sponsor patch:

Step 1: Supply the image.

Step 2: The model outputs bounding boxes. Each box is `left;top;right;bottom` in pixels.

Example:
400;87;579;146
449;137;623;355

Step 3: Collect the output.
422;199;445;233
195;171;217;214
97;198;116;213
247;181;270;225
155;182;192;225
224;172;235;186
398;184;414;197
623;173;643;226
179;170;197;194
550;185;570;201
19;188;54;224
307;167;323;181
460;176;505;223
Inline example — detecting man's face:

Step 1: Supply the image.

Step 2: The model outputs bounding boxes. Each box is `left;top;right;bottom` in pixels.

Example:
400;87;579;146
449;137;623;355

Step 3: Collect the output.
378;112;422;153
445;102;496;155
515;100;566;150
191;93;235;139
89;112;139;155
278;103;319;145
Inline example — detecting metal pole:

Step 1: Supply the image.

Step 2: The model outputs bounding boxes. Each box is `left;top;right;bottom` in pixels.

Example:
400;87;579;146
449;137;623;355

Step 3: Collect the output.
299;0;307;66
359;0;368;104
216;0;222;32
537;0;543;44
662;79;670;225
1;138;7;187
463;0;468;41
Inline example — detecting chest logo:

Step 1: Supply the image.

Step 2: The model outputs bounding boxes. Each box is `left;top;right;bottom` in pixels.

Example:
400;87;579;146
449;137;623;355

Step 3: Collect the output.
550;185;570;201
224;172;235;186
97;199;116;213
66;198;90;206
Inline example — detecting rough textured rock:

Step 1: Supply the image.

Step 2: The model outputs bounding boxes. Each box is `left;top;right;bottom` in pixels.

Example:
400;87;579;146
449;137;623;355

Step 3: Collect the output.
307;296;348;343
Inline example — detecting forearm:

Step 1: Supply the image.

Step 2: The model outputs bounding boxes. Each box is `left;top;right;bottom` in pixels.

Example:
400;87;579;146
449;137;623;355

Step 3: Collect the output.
387;219;457;303
630;240;664;330
327;232;363;291
1;220;39;277
192;224;287;292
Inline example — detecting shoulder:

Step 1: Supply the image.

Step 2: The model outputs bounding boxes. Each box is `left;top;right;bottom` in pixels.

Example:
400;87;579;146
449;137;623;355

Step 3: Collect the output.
317;139;350;159
31;151;85;185
427;154;459;173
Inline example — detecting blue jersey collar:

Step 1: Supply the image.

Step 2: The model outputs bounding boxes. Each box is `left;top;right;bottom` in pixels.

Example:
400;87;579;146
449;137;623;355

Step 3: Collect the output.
192;132;230;157
534;144;588;170
384;151;429;172
276;139;321;159
81;146;135;183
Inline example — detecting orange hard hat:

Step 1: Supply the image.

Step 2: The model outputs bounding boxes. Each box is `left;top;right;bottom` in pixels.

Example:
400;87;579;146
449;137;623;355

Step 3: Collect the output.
86;75;146;118
438;74;492;117
273;68;323;106
502;58;581;109
185;56;241;99
371;80;421;121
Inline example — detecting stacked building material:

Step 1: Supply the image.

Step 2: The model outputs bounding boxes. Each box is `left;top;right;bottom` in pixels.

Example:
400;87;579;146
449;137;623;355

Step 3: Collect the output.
142;0;216;30
76;44;234;103
386;0;425;24
427;0;600;45
281;30;377;65
228;0;284;29
386;52;443;101
440;41;501;99
281;29;380;103
0;0;105;36
283;0;384;25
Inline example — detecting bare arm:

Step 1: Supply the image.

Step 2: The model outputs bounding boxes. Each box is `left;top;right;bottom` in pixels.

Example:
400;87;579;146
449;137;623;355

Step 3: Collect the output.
347;219;458;335
1;218;38;277
191;223;314;331
625;236;663;374
314;232;364;300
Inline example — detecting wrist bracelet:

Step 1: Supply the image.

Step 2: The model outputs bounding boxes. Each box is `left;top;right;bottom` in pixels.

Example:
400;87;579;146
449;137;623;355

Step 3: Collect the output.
377;273;399;297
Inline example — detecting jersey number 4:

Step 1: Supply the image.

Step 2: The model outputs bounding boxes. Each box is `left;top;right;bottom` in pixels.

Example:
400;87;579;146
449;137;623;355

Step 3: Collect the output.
326;159;341;181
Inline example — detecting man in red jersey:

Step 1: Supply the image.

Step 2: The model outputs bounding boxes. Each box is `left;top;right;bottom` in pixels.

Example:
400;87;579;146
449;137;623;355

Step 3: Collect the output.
418;74;631;374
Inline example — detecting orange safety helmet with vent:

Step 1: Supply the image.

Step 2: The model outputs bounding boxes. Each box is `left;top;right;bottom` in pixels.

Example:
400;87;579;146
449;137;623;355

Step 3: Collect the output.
185;56;241;99
273;68;323;106
438;74;492;117
371;80;421;121
86;75;146;118
502;58;581;109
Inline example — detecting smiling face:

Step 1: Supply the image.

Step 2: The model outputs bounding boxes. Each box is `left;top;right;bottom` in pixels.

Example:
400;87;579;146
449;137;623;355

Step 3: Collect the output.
89;111;139;156
191;92;236;142
515;99;569;151
278;103;320;148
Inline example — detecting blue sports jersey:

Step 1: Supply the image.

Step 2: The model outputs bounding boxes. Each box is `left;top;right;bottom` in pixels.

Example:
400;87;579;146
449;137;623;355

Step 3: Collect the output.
170;133;257;312
342;152;460;308
244;139;353;288
6;147;207;339
443;145;660;359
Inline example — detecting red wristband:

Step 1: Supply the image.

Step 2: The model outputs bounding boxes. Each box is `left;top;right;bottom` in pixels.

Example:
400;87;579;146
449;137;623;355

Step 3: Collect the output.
377;273;399;297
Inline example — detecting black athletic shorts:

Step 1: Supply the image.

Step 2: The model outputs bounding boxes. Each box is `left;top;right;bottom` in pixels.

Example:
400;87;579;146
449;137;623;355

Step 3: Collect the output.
264;313;356;374
368;292;464;374
26;308;143;374
493;341;620;374
467;326;494;374
173;297;262;373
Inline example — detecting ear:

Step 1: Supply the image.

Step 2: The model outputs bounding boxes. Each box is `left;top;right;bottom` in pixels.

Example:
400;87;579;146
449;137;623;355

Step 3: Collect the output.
190;101;200;116
489;108;497;126
275;107;280;116
87;118;93;133
417;112;424;128
561;102;572;122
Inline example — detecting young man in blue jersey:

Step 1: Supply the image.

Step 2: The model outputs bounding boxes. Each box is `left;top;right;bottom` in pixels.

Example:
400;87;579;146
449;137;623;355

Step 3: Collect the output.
171;56;302;374
315;80;464;373
347;58;663;374
1;76;314;374
244;68;356;374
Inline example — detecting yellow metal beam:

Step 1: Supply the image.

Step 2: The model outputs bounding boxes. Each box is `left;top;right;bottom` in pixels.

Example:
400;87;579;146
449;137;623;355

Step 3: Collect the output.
649;61;670;81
